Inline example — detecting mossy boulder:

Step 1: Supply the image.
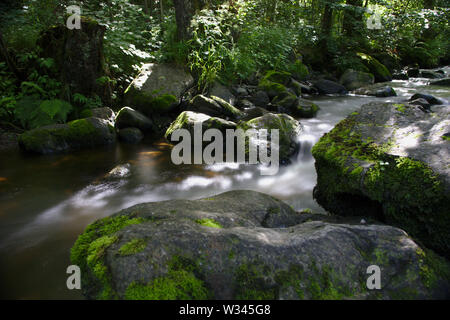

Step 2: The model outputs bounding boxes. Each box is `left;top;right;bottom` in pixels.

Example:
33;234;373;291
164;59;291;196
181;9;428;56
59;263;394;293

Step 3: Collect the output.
18;117;116;154
312;102;450;258
187;95;243;120
258;70;291;99
124;63;193;114
238;113;302;163
340;69;375;91
290;98;320;118
357;53;392;82
164;111;237;142
115;107;153;132
288;60;310;81
71;190;450;300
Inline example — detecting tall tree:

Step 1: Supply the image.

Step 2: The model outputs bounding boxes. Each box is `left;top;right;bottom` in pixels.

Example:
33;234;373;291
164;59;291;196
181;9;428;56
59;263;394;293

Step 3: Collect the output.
343;0;365;38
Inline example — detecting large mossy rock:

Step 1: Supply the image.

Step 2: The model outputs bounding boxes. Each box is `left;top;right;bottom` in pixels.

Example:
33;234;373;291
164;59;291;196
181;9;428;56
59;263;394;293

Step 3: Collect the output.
38;17;112;105
238;113;302;163
312;102;450;257
165;111;237;142
124;63;194;114
18;117;115;154
258;71;291;99
357;53;392;82
187;95;243;120
70;190;450;300
340;69;375;91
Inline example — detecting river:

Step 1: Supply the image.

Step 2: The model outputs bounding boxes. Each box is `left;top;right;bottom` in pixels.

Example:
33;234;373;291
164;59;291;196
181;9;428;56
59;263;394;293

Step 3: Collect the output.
0;73;449;299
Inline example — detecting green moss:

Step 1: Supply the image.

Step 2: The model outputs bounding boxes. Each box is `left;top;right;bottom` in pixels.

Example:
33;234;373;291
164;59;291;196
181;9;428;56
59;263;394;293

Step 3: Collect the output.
394;104;407;113
149;94;178;114
70;214;145;299
125;270;210;300
357;53;392;82
442;135;450;141
260;70;292;85
119;238;147;256
125;255;210;300
195;218;223;229
417;248;450;290
288;60;309;81
234;263;277;300
268;207;281;215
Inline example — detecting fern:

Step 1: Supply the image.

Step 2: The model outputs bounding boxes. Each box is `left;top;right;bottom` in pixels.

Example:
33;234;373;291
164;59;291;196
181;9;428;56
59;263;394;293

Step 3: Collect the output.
15;97;73;129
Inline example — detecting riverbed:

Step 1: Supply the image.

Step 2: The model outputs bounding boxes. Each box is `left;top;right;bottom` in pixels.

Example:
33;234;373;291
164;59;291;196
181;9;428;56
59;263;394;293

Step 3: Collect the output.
0;74;449;299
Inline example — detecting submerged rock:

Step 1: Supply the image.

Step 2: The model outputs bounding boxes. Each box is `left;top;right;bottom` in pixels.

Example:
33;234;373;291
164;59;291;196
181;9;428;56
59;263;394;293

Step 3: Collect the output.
19;117;116;154
70;190;450;300
312;102;450;257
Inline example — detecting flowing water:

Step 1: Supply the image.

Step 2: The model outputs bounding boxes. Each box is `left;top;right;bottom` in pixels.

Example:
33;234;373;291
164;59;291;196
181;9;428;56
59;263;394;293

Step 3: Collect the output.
0;72;449;299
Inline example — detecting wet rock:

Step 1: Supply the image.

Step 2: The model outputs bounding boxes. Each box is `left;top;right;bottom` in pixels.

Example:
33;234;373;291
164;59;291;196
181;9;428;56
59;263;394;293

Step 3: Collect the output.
238;113;302;163
117;128;144;144
312;102;450;257
312;79;348;95
19;117;116;154
409;93;443;105
90;107;116;126
241;107;269;122
289;79;315;96
340;69;375;91
249;91;270;107
165;111;237;142
115;107;153;132
409;98;431;112
208;82;236;105
392;71;409;80
188;95;243;120
420;70;446;79
354;84;397;97
71;190;450;300
430;78;450;87
407;67;420;78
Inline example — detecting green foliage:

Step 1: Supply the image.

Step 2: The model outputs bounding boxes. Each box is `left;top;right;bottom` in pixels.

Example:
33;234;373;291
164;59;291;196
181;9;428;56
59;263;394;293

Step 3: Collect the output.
15;98;73;129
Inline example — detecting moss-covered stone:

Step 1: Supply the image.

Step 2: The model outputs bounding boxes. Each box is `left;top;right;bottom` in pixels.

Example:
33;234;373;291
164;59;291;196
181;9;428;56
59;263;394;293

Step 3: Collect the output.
312;103;450;257
195;218;223;229
119;238;148;256
70;214;145;299
357;53;392;82
18;117;116;154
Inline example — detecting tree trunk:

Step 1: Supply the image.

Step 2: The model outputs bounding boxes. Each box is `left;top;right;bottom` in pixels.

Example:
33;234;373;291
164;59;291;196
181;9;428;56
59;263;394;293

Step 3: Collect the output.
343;0;364;38
173;0;195;41
320;0;334;38
423;0;434;9
0;30;24;81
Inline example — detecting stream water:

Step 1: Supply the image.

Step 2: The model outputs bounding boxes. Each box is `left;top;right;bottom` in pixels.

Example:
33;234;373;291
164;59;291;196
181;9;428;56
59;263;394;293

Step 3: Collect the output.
0;72;449;299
